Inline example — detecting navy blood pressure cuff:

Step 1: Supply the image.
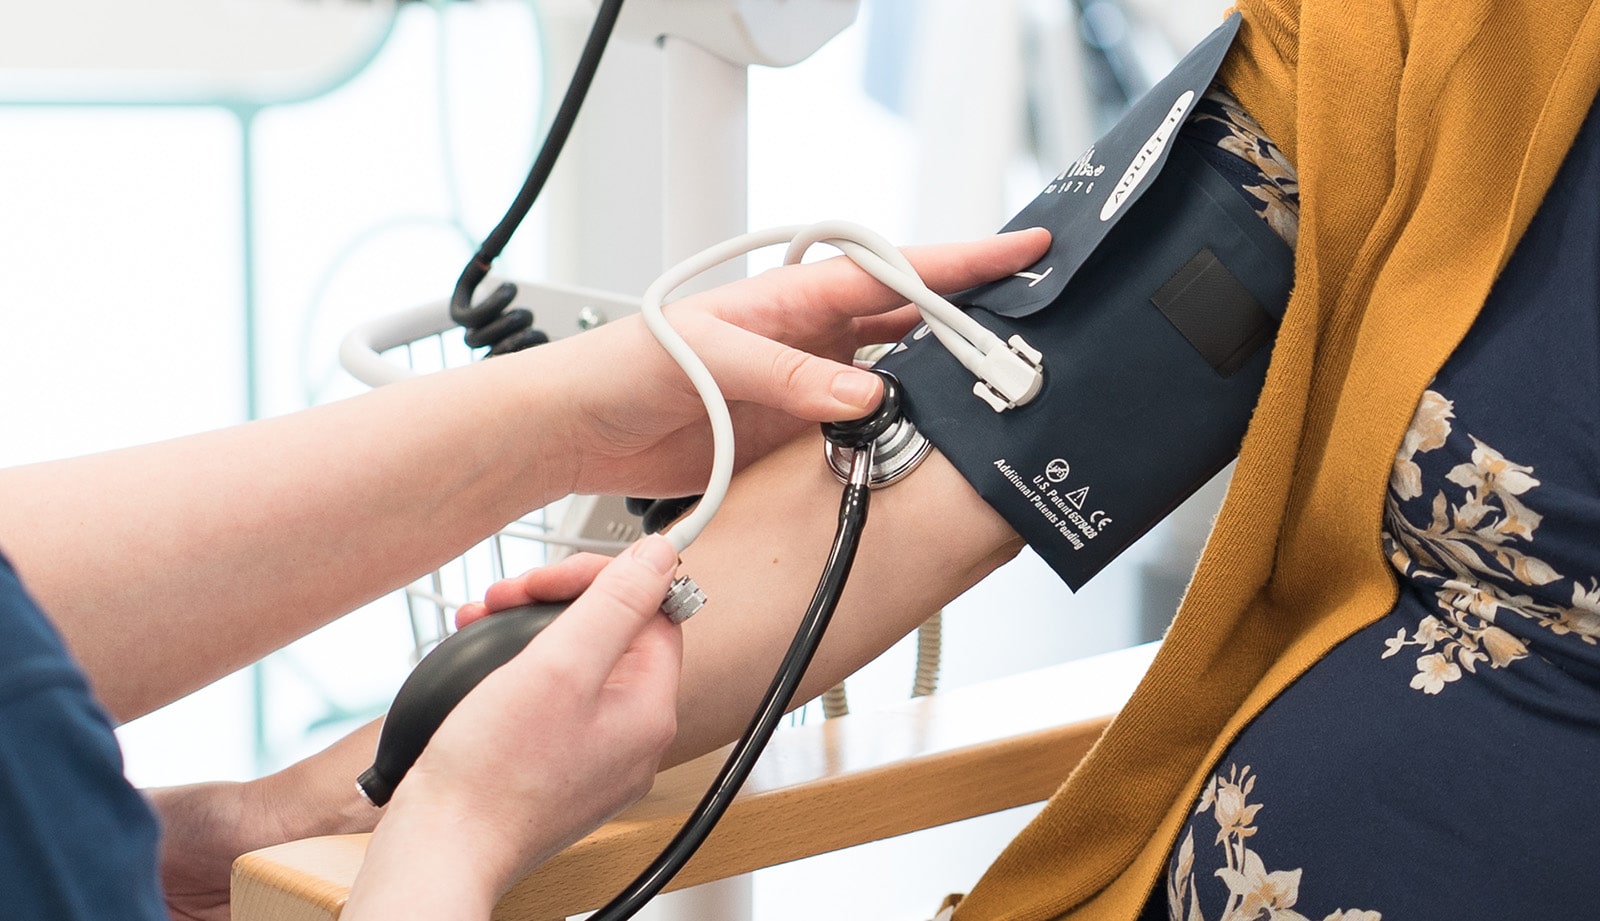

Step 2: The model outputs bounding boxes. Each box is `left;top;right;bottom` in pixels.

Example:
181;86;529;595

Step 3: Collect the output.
874;13;1298;591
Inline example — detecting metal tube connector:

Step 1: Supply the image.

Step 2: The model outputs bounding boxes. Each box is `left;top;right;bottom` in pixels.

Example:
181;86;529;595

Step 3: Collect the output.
661;575;707;624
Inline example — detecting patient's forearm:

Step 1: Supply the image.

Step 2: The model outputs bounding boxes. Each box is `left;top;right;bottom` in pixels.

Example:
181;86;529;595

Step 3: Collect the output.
669;433;1022;765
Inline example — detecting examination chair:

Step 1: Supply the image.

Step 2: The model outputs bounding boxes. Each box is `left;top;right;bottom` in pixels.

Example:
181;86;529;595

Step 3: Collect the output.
230;641;1154;921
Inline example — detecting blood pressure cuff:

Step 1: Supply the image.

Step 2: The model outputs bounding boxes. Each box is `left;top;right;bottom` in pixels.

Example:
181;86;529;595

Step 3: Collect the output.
873;12;1296;591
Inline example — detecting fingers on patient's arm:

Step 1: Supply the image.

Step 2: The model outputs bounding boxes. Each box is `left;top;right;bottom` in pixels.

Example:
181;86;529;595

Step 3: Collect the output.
520;536;683;688
709;323;885;419
851;304;923;349
542;541;672;643
753;228;1052;320
702;228;1054;419
899;228;1052;294
460;538;677;665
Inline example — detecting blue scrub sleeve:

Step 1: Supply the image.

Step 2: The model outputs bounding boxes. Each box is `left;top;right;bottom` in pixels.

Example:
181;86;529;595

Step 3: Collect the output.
0;556;166;921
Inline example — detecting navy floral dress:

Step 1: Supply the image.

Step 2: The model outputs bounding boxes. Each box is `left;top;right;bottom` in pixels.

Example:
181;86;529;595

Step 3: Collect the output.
1144;89;1600;919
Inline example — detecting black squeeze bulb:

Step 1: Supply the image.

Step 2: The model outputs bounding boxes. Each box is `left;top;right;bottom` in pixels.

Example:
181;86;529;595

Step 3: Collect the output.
357;602;567;807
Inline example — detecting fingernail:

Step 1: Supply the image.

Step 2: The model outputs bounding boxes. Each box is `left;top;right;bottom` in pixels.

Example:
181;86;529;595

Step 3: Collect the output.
632;534;679;575
831;370;879;410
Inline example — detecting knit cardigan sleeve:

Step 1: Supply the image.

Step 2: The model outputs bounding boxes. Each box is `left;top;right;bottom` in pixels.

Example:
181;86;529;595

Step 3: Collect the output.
1219;0;1301;165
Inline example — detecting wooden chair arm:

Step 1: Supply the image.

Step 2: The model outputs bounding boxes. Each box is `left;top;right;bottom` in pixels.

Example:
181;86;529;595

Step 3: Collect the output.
232;642;1156;921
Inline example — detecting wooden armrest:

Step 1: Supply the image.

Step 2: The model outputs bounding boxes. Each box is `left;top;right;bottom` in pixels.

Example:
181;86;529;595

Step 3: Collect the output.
232;642;1157;921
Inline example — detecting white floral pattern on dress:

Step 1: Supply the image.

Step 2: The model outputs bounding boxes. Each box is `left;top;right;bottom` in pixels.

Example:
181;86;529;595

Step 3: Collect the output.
1166;765;1382;921
1381;389;1600;694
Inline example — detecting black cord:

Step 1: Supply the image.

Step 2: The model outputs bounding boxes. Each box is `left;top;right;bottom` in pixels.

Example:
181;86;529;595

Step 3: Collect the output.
626;494;701;535
433;0;886;904
593;389;897;913
589;464;875;921
357;452;875;909
450;0;627;355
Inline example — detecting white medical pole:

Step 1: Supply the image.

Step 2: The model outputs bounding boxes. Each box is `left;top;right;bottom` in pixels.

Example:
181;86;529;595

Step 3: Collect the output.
543;0;860;294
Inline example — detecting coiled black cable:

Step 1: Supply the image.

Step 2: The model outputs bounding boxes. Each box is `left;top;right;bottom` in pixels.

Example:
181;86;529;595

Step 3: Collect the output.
450;0;627;355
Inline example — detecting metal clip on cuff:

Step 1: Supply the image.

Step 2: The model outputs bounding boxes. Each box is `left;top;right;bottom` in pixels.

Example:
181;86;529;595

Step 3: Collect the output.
972;335;1045;412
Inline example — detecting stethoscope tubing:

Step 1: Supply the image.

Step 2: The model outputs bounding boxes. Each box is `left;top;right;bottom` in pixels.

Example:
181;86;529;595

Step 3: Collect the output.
585;441;877;921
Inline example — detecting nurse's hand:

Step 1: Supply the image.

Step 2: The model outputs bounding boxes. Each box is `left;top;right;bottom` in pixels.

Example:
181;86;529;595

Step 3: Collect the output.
343;535;684;919
455;547;621;630
536;228;1050;499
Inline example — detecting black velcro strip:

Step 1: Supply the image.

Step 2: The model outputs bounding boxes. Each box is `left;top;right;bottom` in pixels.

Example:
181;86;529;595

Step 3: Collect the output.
1151;248;1276;377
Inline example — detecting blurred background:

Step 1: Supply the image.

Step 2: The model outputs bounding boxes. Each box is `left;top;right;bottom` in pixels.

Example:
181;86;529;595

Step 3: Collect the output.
0;0;1229;917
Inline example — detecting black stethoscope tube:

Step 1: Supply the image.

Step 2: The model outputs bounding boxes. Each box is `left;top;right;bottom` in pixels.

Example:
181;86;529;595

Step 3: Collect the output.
585;440;876;921
359;440;881;911
393;0;897;903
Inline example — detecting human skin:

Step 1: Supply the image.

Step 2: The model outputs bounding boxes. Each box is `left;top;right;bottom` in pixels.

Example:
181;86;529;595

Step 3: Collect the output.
3;227;1048;921
152;434;1024;921
342;535;686;920
0;228;1048;725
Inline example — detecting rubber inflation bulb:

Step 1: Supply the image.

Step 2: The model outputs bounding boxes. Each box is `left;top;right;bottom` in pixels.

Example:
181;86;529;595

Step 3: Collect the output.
357;602;567;806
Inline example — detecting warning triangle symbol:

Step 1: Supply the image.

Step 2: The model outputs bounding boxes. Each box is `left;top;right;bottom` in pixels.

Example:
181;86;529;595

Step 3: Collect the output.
1065;487;1089;509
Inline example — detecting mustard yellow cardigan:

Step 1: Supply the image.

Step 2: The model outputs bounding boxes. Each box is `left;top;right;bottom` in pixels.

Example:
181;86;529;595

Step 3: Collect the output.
952;1;1600;918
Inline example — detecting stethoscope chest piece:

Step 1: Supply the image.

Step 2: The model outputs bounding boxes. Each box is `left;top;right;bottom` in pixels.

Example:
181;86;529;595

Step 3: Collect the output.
822;370;930;488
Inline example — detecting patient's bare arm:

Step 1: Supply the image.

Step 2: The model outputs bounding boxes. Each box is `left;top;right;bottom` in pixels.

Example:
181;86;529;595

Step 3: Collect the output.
470;429;1024;768
671;436;1021;762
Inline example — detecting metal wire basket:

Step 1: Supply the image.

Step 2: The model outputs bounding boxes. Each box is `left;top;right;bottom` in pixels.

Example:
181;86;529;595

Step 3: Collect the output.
339;278;644;662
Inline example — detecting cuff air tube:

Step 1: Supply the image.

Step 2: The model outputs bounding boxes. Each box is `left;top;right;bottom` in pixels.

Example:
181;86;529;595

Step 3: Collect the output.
874;13;1294;591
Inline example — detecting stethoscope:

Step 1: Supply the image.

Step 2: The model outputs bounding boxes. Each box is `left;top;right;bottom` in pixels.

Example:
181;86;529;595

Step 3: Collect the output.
353;2;1041;917
356;356;902;921
353;215;974;921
